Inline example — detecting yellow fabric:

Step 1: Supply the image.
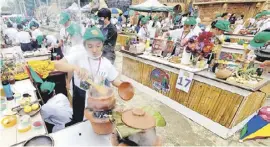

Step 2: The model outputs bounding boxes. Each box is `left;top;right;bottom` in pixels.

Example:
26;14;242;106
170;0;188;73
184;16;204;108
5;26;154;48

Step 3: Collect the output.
243;124;270;141
27;60;55;79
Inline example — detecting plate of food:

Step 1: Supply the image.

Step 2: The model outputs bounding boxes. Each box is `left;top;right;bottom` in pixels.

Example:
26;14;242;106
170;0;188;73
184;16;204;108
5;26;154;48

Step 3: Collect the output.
18;103;41;117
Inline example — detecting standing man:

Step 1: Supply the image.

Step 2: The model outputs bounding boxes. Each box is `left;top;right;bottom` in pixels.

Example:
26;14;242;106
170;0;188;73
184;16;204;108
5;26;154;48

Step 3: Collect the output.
97;8;118;64
59;12;83;56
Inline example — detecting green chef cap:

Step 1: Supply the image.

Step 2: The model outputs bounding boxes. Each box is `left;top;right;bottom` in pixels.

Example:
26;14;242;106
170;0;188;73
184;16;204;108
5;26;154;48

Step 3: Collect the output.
153;16;159;21
36;35;44;45
214;20;231;32
139;15;145;20
59;12;71;25
216;13;222;18
16;17;22;24
250;31;270;48
255;13;262;19
141;17;148;25
29;21;36;28
83;26;105;42
40;81;55;94
66;23;82;37
184;17;197;26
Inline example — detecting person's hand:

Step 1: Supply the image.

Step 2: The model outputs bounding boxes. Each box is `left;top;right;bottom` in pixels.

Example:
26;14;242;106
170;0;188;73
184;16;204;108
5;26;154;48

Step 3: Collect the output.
73;67;89;81
262;61;270;67
47;46;53;51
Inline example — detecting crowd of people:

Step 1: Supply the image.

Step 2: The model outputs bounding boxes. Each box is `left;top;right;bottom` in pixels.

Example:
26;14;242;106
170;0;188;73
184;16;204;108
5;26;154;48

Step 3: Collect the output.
1;6;270;133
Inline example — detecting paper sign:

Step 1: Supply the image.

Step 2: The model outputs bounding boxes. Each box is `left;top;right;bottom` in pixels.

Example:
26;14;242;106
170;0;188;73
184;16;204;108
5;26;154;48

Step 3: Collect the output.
176;69;194;93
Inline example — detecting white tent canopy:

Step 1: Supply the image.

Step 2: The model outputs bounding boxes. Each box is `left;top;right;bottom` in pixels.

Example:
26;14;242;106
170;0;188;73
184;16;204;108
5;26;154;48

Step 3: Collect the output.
67;2;80;11
129;0;173;12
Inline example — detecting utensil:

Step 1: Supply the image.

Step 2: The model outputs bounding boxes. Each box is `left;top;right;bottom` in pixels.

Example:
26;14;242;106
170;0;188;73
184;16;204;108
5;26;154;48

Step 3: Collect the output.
86;79;108;95
118;82;134;101
23;135;54;146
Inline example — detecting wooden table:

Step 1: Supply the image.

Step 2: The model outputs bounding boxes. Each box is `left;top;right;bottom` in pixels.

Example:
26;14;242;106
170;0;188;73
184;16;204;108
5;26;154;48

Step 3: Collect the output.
116;34;137;46
224;33;254;43
13;121;111;146
121;52;269;139
0;80;47;146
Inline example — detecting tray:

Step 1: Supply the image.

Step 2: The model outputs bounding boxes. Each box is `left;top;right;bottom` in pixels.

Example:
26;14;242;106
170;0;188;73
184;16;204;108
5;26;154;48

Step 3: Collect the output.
23;135;54;146
17;103;41;117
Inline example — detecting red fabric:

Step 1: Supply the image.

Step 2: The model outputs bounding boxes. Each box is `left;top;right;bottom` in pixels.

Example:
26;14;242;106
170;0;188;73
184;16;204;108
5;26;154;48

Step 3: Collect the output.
259;106;270;122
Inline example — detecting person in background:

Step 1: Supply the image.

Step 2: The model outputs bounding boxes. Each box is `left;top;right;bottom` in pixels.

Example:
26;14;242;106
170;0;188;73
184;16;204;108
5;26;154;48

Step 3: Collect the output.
235;15;244;25
249;31;270;62
40;81;72;133
111;16;118;25
42;34;64;60
54;26;123;126
16;24;33;52
97;8;118;64
59;12;83;56
30;22;43;49
118;13;123;24
228;13;237;24
137;18;149;40
3;22;18;45
135;15;144;33
221;13;230;21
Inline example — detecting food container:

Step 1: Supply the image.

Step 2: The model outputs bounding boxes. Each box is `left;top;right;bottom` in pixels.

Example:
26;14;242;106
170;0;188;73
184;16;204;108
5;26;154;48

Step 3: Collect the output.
23;135;54;146
215;68;232;80
0;103;6;111
118;82;134;101
84;110;113;135
1;115;17;128
33;121;43;130
87;88;116;111
14;93;21;99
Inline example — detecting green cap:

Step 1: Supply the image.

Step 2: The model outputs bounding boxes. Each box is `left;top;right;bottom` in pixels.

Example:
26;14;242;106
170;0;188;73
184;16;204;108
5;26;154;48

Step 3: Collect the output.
139;15;144;20
214;20;231;32
153;16;159;21
29;21;36;28
141;17;148;25
83;26;105;42
59;12;70;25
174;15;181;24
36;35;44;45
184;17;196;26
40;81;55;94
16;17;22;24
255;13;262;19
250;31;270;48
145;16;151;21
261;10;270;16
66;23;82;36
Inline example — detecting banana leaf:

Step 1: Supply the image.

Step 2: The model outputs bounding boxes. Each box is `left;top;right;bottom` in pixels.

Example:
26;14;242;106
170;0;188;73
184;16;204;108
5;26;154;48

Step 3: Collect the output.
142;106;166;127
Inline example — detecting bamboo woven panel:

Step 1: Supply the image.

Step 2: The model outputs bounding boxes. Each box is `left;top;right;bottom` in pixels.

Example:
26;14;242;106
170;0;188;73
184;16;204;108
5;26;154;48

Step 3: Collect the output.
232;91;266;126
260;83;270;97
168;72;179;100
122;57;143;82
141;63;155;88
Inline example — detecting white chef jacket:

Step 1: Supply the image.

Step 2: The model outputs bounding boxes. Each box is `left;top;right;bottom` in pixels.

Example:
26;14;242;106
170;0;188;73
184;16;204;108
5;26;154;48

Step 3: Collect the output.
259;19;270;32
31;29;43;40
3;28;18;42
41;93;72;132
16;31;31;44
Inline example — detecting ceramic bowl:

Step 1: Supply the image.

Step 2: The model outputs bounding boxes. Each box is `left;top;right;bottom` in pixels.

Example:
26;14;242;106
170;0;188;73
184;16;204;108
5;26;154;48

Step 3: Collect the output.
32;121;43;130
118;82;134;101
84;109;113;135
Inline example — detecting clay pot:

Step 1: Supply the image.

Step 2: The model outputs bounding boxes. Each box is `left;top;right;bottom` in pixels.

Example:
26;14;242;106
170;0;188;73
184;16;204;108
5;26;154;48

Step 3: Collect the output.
215;68;232;80
110;130;162;146
118;82;134;101
84;109;113;135
122;108;156;129
87;88;116;111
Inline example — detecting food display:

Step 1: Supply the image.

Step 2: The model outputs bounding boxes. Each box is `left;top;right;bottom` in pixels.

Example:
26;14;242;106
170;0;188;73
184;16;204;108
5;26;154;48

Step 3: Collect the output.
27;60;55;78
19;103;41;116
1;115;17;128
23;49;50;58
18;115;32;133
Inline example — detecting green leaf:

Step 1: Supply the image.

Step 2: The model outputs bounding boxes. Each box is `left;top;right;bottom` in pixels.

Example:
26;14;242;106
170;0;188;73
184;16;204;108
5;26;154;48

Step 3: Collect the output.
142;106;166;127
116;125;142;139
240;124;248;139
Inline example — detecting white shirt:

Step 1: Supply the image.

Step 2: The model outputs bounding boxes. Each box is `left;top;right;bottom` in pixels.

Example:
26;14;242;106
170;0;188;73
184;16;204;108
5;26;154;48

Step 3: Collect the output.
65;45;118;88
259;19;270;32
168;28;184;42
192;25;202;36
138;27;148;40
111;18;118;25
31;29;43;40
16;31;31;44
41;93;72;132
3;28;18;42
46;35;58;46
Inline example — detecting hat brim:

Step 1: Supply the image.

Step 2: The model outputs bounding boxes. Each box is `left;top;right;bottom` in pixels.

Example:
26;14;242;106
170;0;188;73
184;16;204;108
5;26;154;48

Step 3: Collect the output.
59;19;67;25
250;39;265;48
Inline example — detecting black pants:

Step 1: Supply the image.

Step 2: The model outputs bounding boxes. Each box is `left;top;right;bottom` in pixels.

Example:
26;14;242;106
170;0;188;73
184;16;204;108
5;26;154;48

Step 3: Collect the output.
50;47;64;60
20;43;33;52
65;80;86;127
31;40;41;49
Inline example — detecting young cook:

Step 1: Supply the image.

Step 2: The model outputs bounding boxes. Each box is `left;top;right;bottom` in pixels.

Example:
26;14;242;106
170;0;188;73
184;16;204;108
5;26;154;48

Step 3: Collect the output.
54;26;122;126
